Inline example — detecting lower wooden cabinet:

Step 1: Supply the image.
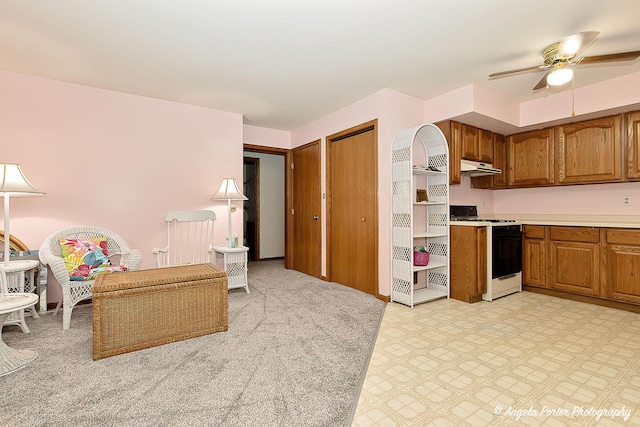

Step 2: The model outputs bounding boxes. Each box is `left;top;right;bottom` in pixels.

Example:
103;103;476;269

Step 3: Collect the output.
603;228;640;304
523;225;546;287
450;225;486;303
522;225;640;308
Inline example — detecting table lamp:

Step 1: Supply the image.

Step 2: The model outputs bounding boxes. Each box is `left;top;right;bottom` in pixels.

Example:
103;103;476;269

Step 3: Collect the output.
0;163;45;266
211;178;248;248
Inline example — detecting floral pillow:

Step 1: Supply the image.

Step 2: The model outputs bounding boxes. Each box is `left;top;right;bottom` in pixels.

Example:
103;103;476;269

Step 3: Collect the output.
59;237;127;281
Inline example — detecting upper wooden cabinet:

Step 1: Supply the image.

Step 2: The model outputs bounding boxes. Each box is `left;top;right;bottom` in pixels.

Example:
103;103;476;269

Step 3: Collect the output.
435;120;462;185
470;133;507;189
461;124;479;161
508;128;555;187
460;125;493;163
478;129;494;163
557;115;623;184
627;111;640;180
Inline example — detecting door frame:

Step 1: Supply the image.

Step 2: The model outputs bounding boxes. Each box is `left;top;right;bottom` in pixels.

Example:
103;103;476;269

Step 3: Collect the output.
243;144;291;266
243;156;260;261
325;119;379;295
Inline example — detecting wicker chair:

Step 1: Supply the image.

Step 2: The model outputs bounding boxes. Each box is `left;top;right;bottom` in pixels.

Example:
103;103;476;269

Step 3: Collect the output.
39;226;142;330
153;210;216;267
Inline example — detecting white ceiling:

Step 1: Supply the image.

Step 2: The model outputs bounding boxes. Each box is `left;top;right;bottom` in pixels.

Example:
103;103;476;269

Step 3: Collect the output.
1;0;639;131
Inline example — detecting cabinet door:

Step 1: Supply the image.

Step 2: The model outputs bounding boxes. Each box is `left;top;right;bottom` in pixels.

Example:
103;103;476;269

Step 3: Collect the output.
436;120;462;184
450;225;486;303
461;124;480;161
557;115;622;184
492;134;507;188
627;111;640;180
523;236;546;287
478;129;493;163
508;128;555;187
549;240;599;296
603;229;640;304
470;133;506;189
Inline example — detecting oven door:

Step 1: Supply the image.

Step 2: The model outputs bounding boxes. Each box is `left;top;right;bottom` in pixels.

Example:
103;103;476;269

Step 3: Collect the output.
492;225;523;279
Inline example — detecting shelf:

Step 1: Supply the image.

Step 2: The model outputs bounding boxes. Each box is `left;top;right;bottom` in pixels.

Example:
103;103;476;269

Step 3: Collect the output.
413;169;445;176
412;261;447;272
413;232;447;239
413;201;445;206
413;287;448;304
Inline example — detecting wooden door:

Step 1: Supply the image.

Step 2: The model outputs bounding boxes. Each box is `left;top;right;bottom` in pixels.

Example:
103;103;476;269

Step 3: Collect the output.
327;121;378;296
450;225;486;303
508;128;555;187
292;141;321;278
557;115;622;184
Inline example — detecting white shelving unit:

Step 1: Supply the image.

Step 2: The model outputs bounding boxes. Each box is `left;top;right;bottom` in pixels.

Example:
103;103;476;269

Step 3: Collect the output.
391;124;450;307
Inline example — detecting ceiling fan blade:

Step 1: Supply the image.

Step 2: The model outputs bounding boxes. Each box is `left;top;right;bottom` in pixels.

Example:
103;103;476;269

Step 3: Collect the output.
489;64;547;78
532;71;551;91
560;31;599;57
577;51;640;64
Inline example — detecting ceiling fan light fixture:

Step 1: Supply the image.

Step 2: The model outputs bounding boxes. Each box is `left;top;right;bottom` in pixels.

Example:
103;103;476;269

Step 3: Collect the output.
547;65;574;86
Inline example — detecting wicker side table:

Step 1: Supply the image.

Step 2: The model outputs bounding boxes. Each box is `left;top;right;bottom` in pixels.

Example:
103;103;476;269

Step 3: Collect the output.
214;246;250;293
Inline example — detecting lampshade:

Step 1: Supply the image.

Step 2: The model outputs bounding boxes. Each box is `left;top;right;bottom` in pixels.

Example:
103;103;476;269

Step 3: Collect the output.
210;178;248;201
0;163;45;196
547;65;574;86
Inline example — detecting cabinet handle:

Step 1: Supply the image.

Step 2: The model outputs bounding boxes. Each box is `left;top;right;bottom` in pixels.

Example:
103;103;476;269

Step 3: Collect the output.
313;215;319;220
361;217;366;222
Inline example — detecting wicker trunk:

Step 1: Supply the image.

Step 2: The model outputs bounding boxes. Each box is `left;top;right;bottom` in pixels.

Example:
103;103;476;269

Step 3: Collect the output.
92;263;228;360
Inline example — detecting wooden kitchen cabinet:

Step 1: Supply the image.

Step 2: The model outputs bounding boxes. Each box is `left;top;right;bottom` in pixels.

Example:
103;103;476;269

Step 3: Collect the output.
478;129;494;163
508;128;555;187
548;226;600;296
472;133;507;189
461;124;479;161
522;225;546;288
435;120;462;184
602;229;640;304
627;111;640;180
557;115;622;184
450;225;486;303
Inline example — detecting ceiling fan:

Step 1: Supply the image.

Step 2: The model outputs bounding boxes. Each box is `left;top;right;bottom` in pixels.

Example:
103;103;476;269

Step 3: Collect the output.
489;31;640;91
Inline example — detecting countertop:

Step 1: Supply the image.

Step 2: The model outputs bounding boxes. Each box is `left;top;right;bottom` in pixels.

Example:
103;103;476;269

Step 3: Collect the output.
451;214;640;228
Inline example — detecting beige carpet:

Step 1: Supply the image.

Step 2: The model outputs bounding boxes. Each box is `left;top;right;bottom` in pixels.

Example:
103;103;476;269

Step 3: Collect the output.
2;260;385;427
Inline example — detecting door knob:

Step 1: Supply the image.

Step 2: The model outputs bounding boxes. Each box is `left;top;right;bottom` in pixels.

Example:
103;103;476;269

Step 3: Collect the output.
313;215;319;220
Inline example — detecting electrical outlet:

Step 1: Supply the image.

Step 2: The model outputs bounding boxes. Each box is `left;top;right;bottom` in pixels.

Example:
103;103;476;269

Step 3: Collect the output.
623;196;631;206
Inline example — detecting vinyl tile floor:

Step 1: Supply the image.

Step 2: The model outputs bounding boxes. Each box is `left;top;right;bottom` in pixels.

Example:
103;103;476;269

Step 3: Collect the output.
352;291;640;426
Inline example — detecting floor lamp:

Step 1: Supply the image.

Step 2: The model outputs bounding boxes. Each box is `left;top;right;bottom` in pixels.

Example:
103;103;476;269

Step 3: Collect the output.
211;178;248;248
0;163;45;266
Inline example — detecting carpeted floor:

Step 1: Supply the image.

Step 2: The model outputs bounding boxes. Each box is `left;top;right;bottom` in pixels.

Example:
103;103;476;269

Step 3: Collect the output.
1;260;385;427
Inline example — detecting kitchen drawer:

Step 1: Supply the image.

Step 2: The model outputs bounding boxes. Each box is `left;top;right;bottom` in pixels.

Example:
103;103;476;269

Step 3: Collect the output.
607;228;640;245
550;226;599;243
524;225;545;239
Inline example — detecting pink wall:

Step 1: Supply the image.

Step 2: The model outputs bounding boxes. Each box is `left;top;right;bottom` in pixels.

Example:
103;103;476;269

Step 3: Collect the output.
1;70;244;303
292;89;426;296
243;124;291;149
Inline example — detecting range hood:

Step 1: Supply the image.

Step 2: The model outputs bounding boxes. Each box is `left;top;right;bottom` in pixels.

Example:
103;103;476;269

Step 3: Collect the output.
460;159;501;177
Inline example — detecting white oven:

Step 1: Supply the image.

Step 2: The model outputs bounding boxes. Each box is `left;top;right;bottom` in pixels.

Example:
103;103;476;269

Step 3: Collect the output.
483;222;522;301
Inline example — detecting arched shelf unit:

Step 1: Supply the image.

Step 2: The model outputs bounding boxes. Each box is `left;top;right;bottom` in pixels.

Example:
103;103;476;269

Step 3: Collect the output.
391;123;450;307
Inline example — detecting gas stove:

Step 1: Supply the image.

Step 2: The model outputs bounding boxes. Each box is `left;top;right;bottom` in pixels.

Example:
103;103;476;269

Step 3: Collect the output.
449;205;519;225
